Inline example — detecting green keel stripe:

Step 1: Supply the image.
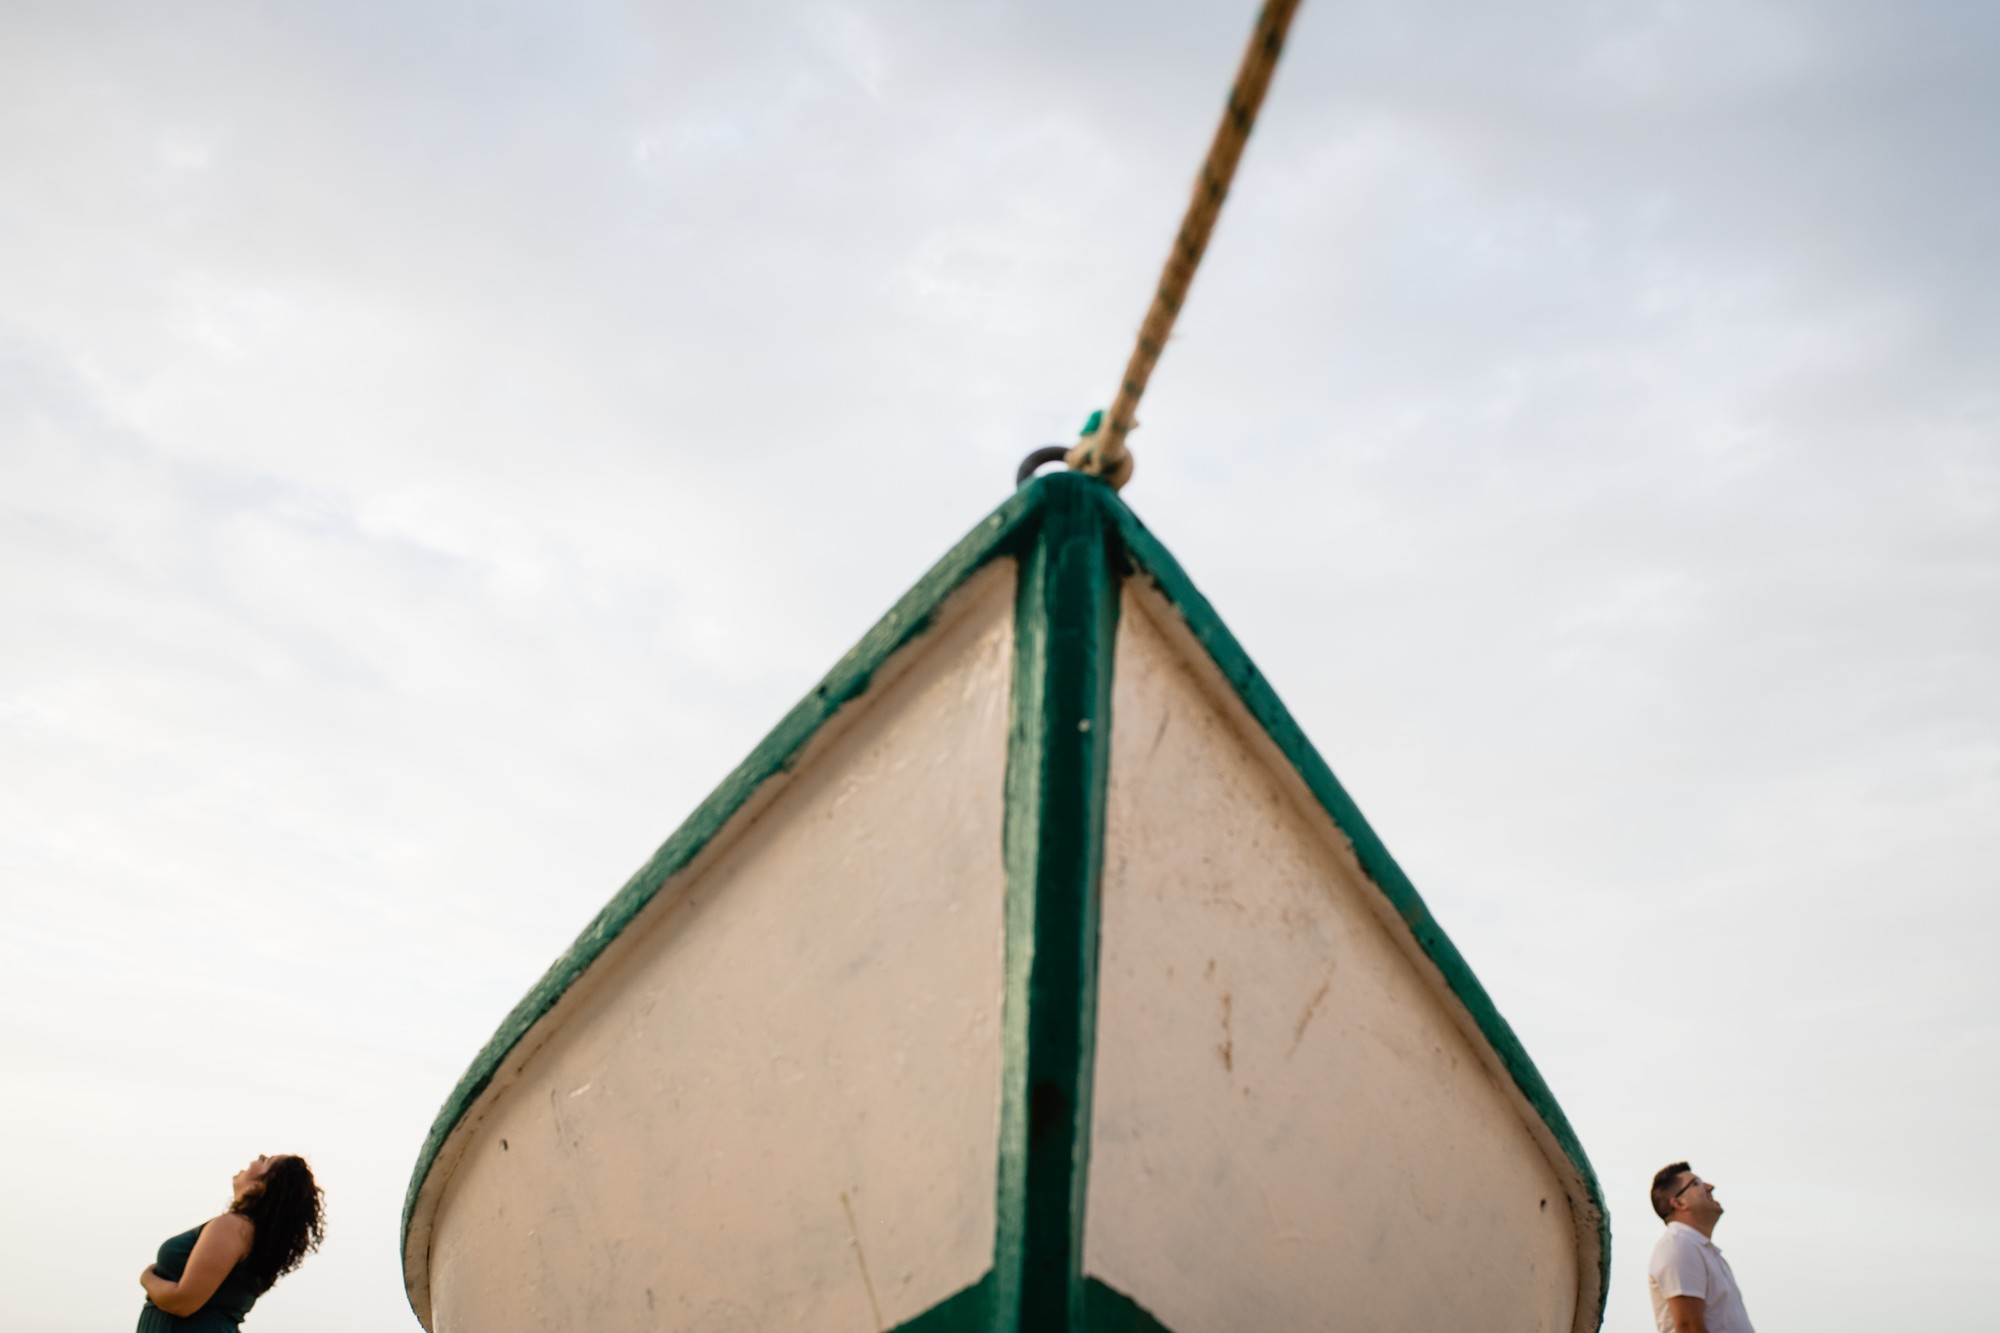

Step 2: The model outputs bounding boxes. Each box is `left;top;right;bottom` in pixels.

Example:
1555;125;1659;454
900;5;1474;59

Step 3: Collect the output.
993;475;1121;1330
902;475;1158;1333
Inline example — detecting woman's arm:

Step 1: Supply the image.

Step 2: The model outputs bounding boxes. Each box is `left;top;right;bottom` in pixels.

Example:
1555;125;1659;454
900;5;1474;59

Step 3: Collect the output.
141;1215;253;1316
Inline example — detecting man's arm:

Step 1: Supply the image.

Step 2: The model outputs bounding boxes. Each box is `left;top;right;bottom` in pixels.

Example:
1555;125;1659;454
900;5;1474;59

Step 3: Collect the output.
1665;1294;1709;1333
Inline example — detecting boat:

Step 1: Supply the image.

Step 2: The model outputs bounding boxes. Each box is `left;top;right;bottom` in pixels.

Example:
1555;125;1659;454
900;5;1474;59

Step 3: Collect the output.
400;471;1609;1331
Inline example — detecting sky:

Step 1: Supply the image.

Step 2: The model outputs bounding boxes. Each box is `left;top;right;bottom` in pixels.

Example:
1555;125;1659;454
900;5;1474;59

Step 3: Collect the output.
2;0;1994;1330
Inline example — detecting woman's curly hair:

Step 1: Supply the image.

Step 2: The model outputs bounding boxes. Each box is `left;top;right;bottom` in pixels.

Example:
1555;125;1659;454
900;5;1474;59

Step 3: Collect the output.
230;1155;326;1294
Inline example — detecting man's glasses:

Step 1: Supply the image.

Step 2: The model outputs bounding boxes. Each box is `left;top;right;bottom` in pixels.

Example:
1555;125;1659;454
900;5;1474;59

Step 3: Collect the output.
1672;1175;1708;1201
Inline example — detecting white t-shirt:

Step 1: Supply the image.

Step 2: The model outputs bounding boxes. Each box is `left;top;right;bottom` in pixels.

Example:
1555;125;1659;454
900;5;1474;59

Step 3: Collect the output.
1648;1221;1756;1333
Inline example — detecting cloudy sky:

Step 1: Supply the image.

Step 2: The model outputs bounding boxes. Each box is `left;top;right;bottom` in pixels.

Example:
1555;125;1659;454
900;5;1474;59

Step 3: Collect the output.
3;1;1994;1329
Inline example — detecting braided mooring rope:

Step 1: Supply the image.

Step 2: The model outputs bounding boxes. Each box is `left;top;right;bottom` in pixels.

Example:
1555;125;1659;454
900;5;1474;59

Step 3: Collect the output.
1066;0;1305;490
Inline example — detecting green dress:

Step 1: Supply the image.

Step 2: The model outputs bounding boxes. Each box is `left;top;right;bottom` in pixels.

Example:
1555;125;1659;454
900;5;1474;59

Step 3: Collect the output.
136;1223;262;1332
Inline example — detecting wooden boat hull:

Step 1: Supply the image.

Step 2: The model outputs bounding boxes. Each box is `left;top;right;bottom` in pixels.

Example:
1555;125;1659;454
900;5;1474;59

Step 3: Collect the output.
402;475;1608;1332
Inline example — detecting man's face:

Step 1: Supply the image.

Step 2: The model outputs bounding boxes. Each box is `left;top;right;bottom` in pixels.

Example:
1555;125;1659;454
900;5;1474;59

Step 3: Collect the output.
1671;1170;1724;1223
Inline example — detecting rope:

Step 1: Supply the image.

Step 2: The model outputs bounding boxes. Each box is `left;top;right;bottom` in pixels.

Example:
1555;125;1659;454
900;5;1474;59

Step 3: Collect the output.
1067;0;1306;490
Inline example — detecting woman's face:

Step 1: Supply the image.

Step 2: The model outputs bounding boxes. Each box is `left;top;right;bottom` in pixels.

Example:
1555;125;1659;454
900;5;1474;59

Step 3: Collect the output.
231;1154;276;1202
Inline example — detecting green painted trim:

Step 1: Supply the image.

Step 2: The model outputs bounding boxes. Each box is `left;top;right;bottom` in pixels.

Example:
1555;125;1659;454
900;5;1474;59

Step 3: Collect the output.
1082;1278;1174;1332
885;1273;1170;1333
1103;498;1612;1330
399;482;1049;1313
887;1274;990;1332
992;474;1122;1331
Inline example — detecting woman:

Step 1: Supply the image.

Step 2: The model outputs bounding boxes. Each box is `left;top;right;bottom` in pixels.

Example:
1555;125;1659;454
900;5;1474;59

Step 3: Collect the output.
137;1153;326;1331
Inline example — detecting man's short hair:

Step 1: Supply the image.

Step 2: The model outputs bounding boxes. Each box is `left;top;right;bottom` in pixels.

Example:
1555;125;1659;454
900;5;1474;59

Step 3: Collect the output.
1650;1161;1692;1221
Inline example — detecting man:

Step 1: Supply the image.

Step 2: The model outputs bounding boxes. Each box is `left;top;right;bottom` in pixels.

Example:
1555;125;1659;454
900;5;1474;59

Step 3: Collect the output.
1647;1162;1756;1333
